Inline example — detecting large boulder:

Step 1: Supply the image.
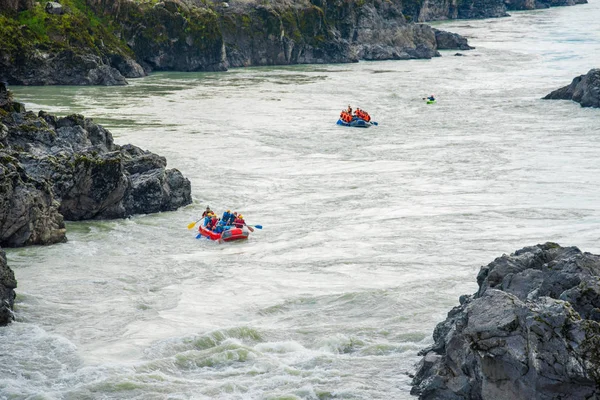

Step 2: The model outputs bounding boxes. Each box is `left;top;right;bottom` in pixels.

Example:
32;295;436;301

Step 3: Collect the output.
544;68;600;108
434;28;475;51
411;243;600;400
0;247;17;326
0;83;192;246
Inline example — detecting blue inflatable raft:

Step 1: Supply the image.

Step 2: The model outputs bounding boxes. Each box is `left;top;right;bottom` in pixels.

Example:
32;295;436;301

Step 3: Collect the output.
336;117;376;128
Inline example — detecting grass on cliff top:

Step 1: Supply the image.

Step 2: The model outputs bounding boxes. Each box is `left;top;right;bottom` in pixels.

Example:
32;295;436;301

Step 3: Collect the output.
0;0;132;57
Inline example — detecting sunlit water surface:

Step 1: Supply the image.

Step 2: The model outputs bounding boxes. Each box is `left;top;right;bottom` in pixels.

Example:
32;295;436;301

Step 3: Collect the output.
2;3;600;399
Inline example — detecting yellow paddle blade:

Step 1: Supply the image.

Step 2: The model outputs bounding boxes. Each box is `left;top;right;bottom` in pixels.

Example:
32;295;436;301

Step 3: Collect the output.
187;221;197;229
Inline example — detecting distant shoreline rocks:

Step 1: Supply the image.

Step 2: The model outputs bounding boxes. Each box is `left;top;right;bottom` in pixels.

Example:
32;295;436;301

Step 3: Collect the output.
0;82;192;248
544;68;600;108
411;242;600;400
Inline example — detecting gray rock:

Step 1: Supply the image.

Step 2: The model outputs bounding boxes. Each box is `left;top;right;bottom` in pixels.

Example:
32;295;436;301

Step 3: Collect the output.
2;50;129;86
0;86;192;246
109;54;146;79
45;1;64;15
544;68;600;108
412;243;600;399
0;247;17;326
0;138;66;246
434;29;474;51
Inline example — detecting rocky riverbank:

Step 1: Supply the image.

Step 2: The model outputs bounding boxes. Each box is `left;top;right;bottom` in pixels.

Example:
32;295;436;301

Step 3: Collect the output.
544;68;600;108
411;243;600;400
0;82;192;248
0;0;474;85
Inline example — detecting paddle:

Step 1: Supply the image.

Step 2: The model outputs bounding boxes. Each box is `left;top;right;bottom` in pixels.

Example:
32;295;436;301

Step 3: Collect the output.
187;219;202;229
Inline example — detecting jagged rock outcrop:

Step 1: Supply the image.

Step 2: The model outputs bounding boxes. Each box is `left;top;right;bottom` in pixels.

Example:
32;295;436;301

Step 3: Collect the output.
0;247;16;326
544;68;600;108
434;28;474;50
411;243;600;400
0;82;192;247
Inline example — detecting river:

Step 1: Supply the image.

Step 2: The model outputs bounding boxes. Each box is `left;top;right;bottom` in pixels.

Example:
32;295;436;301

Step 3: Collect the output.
2;2;600;399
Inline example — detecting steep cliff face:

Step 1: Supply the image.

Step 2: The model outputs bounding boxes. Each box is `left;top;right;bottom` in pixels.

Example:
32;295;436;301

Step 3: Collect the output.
88;0;227;72
220;1;354;67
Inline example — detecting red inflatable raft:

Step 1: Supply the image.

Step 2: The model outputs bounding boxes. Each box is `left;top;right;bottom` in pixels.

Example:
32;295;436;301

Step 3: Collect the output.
198;225;250;242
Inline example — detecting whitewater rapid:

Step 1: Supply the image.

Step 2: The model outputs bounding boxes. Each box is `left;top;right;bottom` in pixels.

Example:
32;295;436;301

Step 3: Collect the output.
2;2;600;399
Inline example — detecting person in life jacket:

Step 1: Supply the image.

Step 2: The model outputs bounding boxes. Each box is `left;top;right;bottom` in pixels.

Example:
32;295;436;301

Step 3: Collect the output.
347;105;352;114
234;214;245;228
427;95;435;101
206;216;218;230
222;210;231;224
202;206;212;217
228;211;238;225
340;111;352;123
355;108;371;122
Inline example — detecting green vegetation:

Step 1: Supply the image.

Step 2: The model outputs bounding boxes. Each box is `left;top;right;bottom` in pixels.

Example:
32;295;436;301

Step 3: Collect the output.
0;0;133;64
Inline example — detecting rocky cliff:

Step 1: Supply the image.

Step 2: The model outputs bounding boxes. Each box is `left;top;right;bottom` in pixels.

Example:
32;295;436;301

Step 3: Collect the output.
544;68;600;108
1;0;473;85
0;0;146;85
0;82;192;247
219;0;468;67
0;247;17;326
411;243;600;400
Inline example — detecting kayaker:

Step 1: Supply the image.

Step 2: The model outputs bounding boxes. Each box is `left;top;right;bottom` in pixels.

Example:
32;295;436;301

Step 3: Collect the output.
427;95;435;101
